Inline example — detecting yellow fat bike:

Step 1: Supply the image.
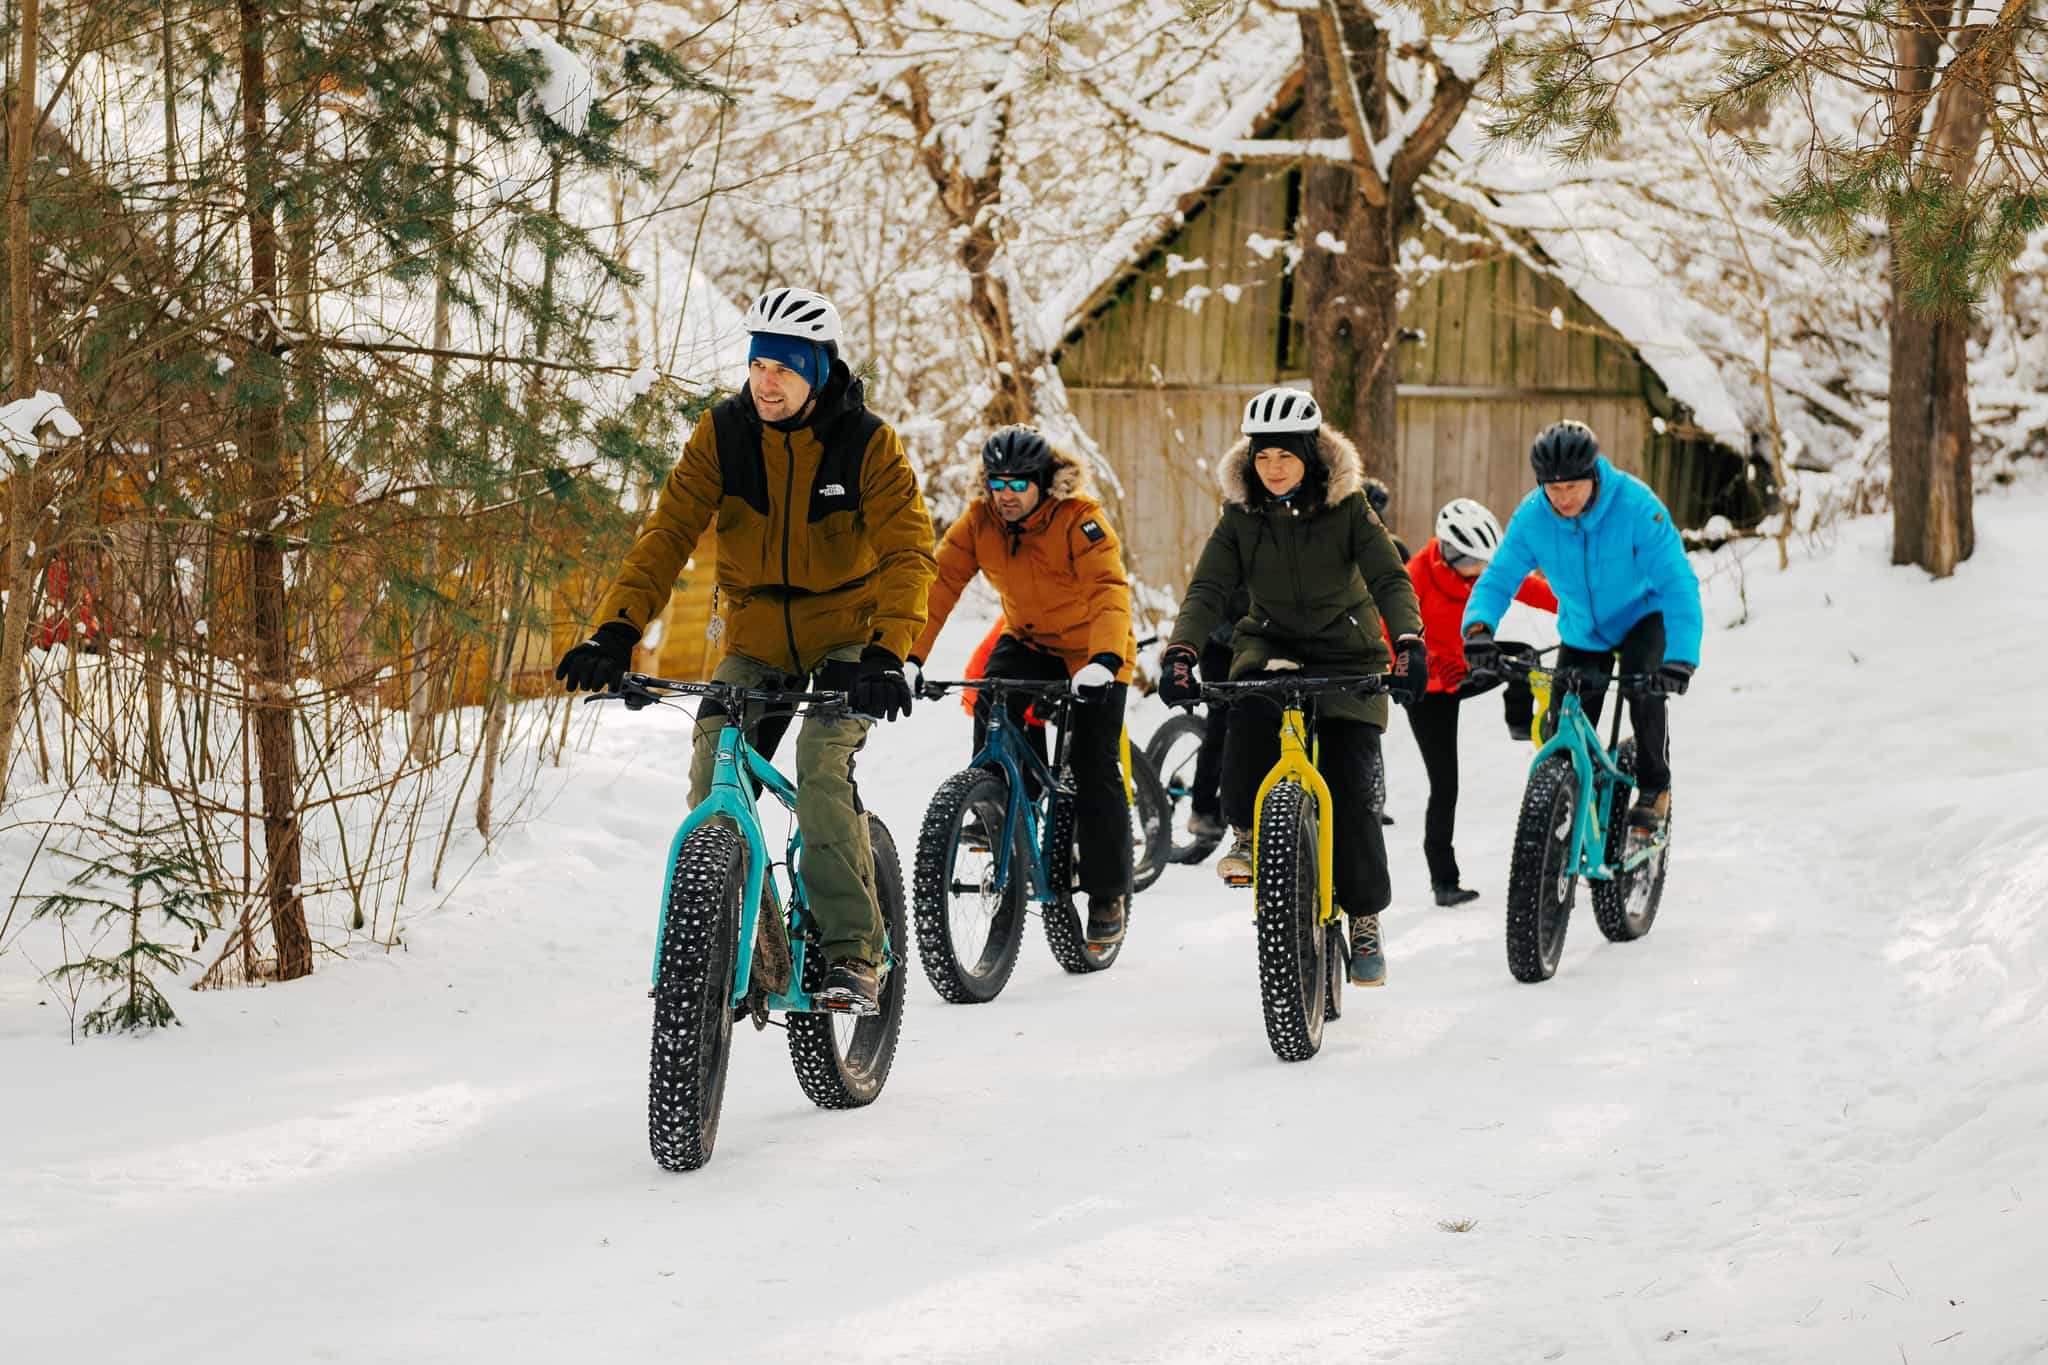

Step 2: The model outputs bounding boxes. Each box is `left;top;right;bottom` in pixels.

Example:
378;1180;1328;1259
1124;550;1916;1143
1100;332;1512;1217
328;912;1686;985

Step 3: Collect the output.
1197;673;1390;1062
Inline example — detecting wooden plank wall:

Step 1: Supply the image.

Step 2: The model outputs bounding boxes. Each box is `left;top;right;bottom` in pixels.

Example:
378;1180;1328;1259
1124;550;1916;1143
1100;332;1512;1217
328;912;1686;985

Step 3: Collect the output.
1059;179;1682;596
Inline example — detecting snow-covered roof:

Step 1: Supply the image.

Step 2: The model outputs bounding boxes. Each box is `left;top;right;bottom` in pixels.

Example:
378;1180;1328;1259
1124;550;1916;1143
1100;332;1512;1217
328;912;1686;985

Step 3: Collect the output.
1043;63;1750;451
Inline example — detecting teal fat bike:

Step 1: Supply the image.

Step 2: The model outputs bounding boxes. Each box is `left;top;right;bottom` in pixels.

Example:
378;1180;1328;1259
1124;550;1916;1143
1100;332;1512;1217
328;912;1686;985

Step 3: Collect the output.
910;677;1163;1002
1499;651;1676;983
590;673;907;1171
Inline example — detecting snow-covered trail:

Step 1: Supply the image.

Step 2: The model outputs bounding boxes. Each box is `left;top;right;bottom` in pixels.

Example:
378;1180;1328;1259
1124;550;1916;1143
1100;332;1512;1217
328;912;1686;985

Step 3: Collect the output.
6;492;2048;1363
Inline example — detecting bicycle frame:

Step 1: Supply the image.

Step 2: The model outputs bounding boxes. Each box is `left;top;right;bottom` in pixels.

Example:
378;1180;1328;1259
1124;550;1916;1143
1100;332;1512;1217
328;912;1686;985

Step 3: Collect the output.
1254;703;1339;926
1524;669;1666;884
965;684;1075;905
1201;675;1386;928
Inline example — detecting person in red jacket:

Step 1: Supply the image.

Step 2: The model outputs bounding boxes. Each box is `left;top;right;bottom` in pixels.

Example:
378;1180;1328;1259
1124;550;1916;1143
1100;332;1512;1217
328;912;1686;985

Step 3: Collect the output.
1406;498;1556;906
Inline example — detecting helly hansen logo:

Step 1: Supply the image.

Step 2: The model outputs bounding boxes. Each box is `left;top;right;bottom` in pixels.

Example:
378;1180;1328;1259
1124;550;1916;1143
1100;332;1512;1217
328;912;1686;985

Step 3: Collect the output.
1080;519;1106;542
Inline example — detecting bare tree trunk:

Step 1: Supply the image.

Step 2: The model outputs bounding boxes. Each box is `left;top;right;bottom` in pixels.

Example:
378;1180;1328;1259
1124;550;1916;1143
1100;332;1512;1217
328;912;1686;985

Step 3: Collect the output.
238;0;312;979
1887;282;1974;576
0;0;44;801
1295;1;1469;493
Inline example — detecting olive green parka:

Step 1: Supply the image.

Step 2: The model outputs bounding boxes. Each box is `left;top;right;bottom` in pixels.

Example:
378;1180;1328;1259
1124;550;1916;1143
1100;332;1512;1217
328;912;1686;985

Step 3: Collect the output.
1168;426;1422;728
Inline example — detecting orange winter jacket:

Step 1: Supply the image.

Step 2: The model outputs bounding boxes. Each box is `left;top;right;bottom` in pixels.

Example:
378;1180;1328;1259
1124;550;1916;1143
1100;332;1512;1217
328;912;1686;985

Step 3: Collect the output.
909;447;1135;681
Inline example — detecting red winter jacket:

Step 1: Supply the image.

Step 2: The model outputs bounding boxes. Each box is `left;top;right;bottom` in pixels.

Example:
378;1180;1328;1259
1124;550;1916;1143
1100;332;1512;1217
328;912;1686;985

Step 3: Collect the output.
1408;538;1557;693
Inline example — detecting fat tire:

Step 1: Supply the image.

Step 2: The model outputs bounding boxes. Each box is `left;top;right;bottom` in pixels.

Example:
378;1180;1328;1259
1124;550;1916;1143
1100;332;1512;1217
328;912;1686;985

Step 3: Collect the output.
1592;738;1670;942
648;823;743;1172
911;767;1027;1003
1128;748;1172;894
1255;780;1328;1061
1506;751;1579;983
1041;794;1120;973
1145;713;1224;864
787;815;908;1108
1323;922;1345;1022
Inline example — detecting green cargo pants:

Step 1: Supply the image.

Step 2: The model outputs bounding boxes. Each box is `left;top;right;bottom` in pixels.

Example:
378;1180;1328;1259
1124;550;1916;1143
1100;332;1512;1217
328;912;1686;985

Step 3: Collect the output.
687;648;882;967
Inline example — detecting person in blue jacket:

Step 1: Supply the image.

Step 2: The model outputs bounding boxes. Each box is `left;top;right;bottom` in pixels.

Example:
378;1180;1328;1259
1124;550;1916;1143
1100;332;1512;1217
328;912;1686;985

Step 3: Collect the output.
1461;420;1701;832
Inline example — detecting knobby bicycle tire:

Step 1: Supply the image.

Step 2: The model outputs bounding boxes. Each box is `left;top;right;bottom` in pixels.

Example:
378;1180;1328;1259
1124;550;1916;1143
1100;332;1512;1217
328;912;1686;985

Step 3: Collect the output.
1592;738;1671;942
1040;794;1121;973
1128;747;1172;894
648;823;743;1171
1506;752;1578;983
1255;779;1328;1061
787;815;908;1108
1145;713;1224;865
911;768;1027;1003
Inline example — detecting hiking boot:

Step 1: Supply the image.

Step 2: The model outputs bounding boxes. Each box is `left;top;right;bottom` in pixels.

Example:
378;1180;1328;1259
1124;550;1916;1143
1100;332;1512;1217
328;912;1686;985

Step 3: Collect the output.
1085;893;1127;949
958;811;993;852
1216;828;1254;883
1433;884;1480;908
1628;788;1672;834
1506;718;1533;742
1347;913;1386;986
1187;810;1226;840
820;958;881;1014
1379;812;1396;826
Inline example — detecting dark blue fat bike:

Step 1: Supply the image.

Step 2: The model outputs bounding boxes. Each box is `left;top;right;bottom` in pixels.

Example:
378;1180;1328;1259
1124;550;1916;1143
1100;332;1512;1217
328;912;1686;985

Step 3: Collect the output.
1500;651;1677;983
909;678;1170;1003
590;675;907;1172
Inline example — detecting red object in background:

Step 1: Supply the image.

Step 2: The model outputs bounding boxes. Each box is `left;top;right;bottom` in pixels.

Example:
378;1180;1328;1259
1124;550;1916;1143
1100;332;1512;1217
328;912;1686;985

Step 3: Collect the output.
961;616;1045;728
34;556;105;650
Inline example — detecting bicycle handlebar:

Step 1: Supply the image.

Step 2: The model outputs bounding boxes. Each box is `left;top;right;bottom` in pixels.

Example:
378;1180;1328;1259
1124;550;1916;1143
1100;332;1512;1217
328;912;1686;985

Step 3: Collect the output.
916;676;1075;702
1498;656;1667;697
584;673;851;712
1197;673;1390;702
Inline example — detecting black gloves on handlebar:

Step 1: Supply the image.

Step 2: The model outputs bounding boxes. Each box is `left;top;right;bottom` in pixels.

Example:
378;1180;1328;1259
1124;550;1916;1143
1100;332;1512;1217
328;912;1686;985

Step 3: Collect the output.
1158;643;1201;709
1654;660;1695;697
852;645;914;722
1462;623;1500;683
555;621;639;694
1388;634;1428;706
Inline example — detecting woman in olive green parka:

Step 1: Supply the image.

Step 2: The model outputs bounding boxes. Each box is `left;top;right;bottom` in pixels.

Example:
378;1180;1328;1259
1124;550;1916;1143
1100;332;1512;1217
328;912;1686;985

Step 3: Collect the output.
1160;388;1426;987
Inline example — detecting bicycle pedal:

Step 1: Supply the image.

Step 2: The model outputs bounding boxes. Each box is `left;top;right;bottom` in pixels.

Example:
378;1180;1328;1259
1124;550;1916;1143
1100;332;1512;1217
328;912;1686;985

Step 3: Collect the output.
818;994;878;1017
1223;873;1252;888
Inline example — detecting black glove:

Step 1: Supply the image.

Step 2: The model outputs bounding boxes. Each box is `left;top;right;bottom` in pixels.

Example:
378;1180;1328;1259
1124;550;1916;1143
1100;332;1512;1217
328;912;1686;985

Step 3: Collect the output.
1462;623;1500;682
1071;652;1122;704
555;621;639;693
1654;660;1695;697
1388;634;1428;706
851;645;914;722
1157;643;1201;709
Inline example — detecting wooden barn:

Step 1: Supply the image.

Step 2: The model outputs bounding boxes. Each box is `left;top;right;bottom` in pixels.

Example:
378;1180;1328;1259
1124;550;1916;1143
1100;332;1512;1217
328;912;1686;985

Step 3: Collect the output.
1051;74;1765;589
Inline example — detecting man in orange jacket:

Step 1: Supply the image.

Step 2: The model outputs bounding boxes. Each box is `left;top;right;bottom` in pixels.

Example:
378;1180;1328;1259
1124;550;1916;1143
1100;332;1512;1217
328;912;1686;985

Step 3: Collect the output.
908;426;1136;950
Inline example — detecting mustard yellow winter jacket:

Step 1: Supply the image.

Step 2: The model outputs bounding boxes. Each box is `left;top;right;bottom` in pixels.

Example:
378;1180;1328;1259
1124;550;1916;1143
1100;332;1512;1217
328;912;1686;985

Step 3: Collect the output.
595;367;937;672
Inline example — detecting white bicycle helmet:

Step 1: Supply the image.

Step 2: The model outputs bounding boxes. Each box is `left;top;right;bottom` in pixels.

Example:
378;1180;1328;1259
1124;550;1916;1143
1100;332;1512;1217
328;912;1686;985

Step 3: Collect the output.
743;287;843;348
1436;497;1503;561
1242;386;1322;436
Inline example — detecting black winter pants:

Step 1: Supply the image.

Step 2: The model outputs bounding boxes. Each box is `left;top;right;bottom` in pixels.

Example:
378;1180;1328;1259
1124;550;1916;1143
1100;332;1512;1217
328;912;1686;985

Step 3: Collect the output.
1404;657;1538;889
1189;638;1236;818
1553;613;1671;794
973;635;1133;899
1220;687;1391;918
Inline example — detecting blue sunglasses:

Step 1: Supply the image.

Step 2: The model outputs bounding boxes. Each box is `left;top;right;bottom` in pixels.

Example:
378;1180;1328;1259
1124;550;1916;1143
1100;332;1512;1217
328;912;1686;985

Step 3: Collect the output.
987;477;1033;493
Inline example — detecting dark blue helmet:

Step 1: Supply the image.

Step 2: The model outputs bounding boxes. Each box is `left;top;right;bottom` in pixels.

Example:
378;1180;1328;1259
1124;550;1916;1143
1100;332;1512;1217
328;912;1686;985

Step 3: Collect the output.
1530;420;1601;483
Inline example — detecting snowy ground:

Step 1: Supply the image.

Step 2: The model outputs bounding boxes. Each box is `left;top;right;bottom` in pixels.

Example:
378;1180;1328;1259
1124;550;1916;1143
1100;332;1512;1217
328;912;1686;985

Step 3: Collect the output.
5;489;2048;1363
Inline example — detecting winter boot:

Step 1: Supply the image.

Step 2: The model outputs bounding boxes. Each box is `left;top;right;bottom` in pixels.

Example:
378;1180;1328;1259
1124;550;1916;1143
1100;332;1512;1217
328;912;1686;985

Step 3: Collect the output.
1628;788;1671;834
820;958;881;1014
1187;810;1226;841
1505;718;1532;742
1347;912;1386;986
1085;893;1127;950
1433;884;1481;908
1216;828;1255;884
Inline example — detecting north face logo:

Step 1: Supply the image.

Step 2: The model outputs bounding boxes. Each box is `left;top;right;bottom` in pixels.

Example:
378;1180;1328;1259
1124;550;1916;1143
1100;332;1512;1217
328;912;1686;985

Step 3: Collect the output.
820;483;847;497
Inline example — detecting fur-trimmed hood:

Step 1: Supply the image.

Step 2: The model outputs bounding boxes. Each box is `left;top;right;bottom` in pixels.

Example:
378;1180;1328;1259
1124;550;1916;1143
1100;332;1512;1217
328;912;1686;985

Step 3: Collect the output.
1218;426;1366;513
981;441;1094;509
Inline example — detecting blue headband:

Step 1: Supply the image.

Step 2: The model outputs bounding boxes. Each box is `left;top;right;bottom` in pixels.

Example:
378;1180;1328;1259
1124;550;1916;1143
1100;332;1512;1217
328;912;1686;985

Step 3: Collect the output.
749;332;827;390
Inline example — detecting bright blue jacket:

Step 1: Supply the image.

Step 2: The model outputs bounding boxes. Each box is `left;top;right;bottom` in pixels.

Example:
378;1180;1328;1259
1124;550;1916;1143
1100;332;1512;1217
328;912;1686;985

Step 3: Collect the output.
1462;458;1702;665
